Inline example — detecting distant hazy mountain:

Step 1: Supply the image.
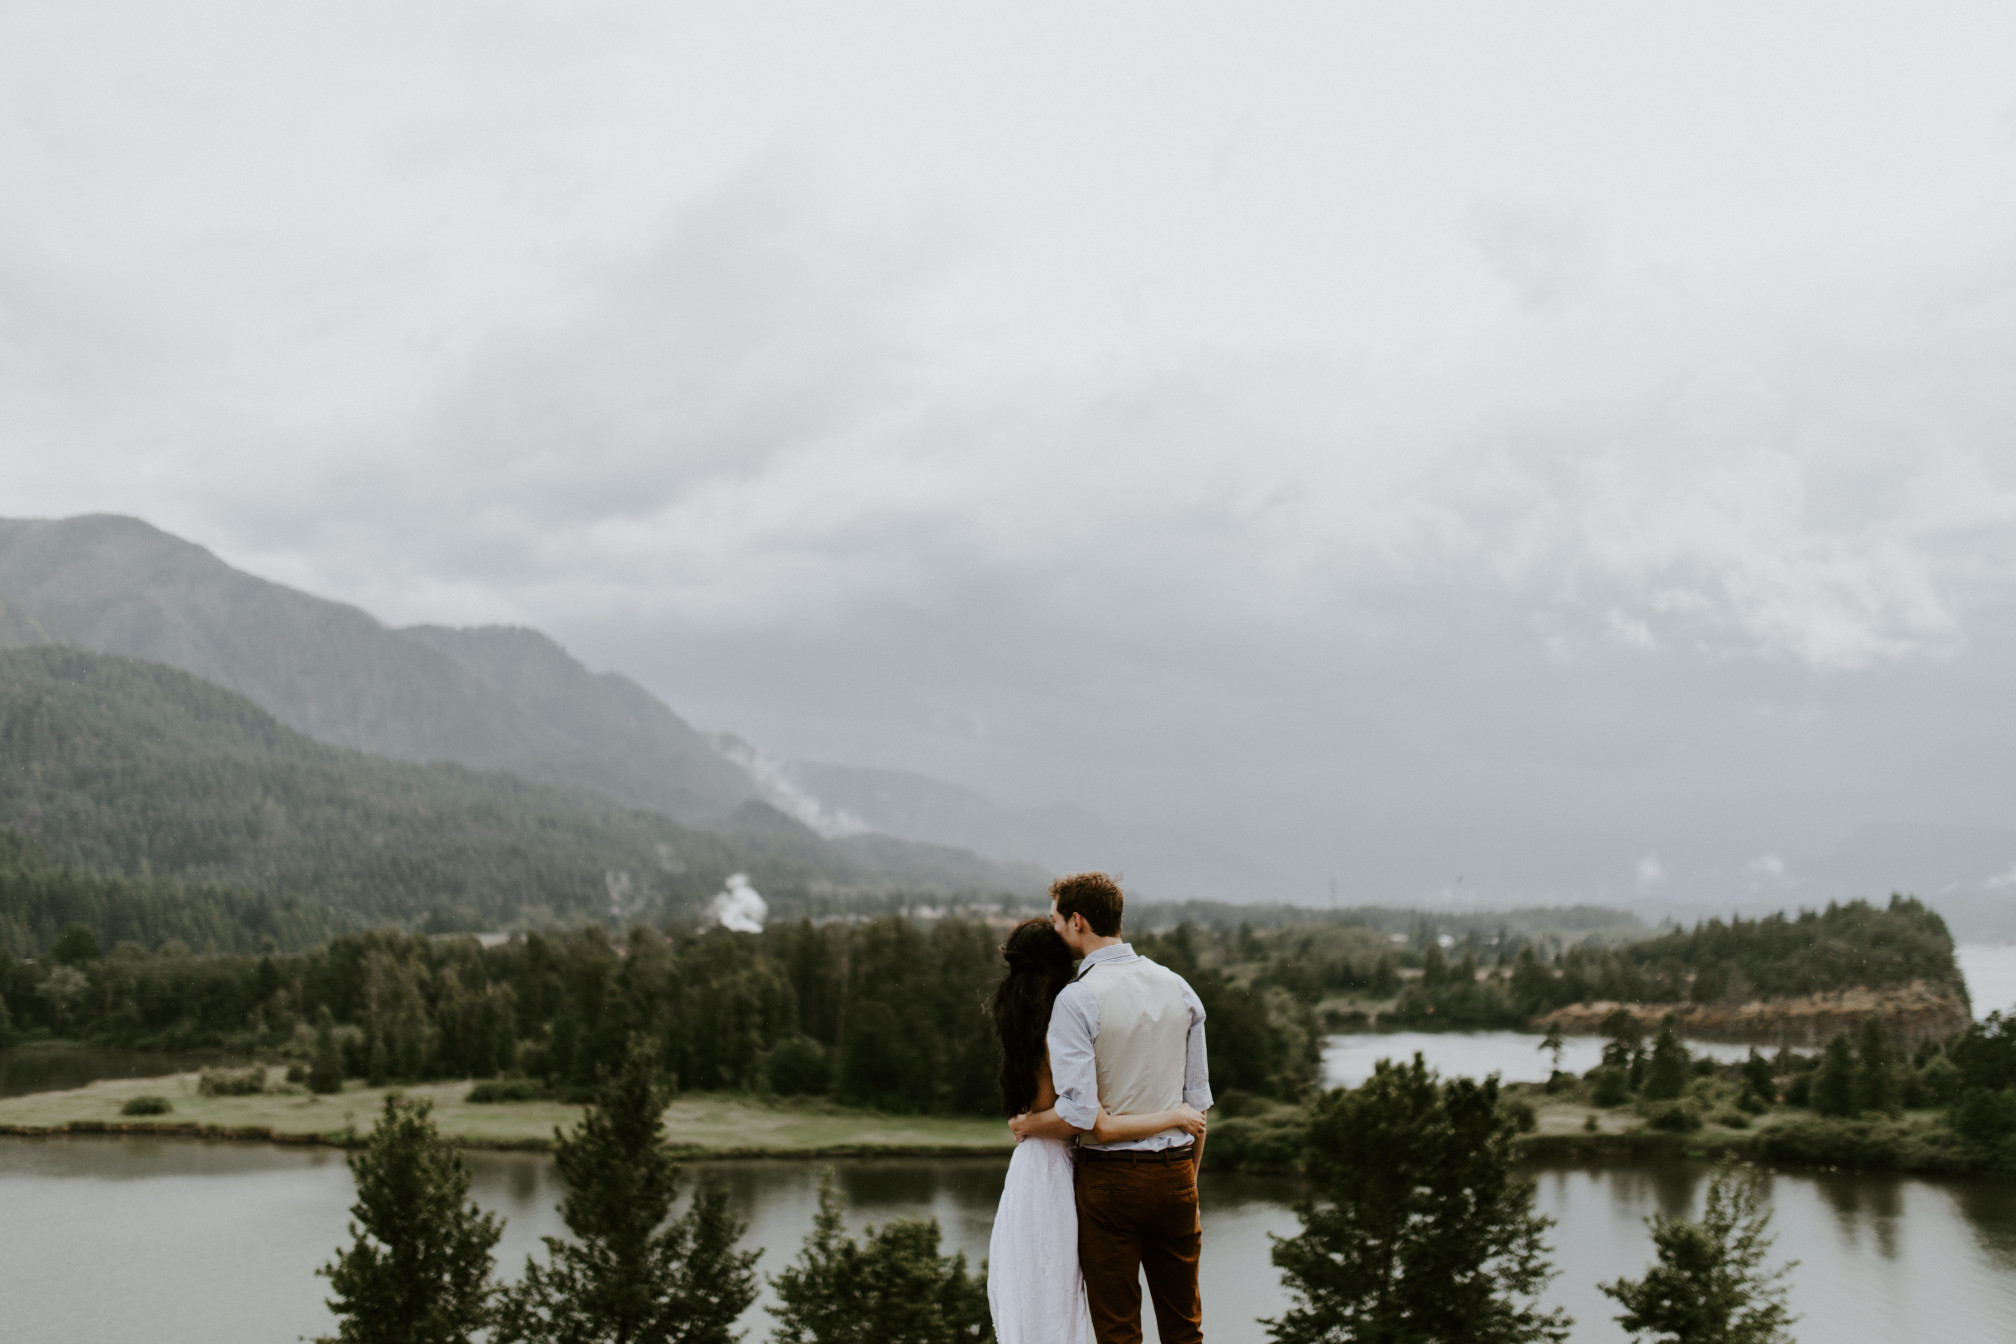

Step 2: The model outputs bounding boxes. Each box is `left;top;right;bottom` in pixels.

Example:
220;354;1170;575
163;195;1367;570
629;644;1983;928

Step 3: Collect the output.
0;513;1085;880
0;515;758;821
775;757;1104;866
0;646;1043;936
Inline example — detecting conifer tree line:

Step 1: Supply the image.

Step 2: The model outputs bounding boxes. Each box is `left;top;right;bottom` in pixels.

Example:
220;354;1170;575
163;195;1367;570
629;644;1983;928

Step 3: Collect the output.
322;1037;989;1344
1377;895;1963;1027
0;915;1318;1111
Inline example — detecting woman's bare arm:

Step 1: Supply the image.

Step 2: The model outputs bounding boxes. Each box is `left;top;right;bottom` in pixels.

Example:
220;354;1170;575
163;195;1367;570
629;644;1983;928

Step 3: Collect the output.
1088;1102;1206;1145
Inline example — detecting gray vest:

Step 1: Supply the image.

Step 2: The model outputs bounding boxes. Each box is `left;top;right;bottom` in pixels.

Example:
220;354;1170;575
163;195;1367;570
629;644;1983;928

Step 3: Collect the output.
1081;955;1190;1145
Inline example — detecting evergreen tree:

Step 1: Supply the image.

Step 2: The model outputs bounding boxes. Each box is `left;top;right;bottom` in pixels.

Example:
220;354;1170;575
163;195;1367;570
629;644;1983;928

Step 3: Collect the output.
0;990;13;1050
1642;1017;1692;1102
1916;1049;1963;1106
310;1006;347;1094
768;1170;992;1344
1739;1050;1775;1106
496;1034;758;1344
1601;1010;1647;1091
367;1024;391;1088
1267;1055;1569;1344
318;1094;501;1344
1854;1016;1902;1116
1601;1162;1796;1344
1810;1034;1857;1117
1538;1023;1566;1075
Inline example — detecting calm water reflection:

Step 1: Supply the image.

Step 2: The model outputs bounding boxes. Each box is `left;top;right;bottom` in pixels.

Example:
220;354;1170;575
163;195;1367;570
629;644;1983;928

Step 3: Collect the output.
5;1139;2015;1343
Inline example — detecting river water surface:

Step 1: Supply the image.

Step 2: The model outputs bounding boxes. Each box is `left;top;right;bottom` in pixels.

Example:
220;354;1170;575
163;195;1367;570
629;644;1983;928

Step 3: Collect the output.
4;1137;2014;1344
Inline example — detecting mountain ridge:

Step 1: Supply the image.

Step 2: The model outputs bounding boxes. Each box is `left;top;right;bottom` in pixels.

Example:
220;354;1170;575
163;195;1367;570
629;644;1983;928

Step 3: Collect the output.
0;645;1044;940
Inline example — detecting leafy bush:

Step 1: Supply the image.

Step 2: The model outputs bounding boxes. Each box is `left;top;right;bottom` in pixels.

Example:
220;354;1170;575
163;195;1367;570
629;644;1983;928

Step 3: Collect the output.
1645;1102;1701;1133
1207;1099;1310;1171
465;1077;547;1104
1953;1087;2016;1144
1590;1066;1630;1107
121;1095;172;1116
764;1035;832;1097
1916;1051;1964;1107
197;1065;266;1096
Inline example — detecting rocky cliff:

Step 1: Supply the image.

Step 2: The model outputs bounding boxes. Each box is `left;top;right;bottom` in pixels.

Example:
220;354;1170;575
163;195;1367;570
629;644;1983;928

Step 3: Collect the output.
1534;978;1971;1049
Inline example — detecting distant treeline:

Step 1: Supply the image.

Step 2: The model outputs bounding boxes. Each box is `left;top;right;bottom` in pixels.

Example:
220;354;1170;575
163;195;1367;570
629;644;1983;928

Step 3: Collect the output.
0;914;1320;1113
1390;896;1963;1027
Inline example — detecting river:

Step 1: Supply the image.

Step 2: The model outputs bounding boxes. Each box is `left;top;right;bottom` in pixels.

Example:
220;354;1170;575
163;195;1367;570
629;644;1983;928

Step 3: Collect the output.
3;1136;2014;1343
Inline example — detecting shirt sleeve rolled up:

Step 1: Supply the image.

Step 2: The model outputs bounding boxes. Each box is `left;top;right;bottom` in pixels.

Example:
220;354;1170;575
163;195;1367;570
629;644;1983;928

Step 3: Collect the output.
1046;981;1100;1131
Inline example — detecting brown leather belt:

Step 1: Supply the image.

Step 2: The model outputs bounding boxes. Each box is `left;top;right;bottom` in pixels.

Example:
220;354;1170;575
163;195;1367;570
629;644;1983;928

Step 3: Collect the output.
1077;1144;1195;1165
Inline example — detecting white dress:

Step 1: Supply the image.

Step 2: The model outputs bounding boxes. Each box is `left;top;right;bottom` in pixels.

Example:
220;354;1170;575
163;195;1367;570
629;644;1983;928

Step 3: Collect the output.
988;1136;1095;1344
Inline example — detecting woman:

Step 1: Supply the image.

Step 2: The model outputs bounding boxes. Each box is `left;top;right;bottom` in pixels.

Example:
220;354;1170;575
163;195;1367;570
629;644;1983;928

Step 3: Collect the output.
984;918;1206;1344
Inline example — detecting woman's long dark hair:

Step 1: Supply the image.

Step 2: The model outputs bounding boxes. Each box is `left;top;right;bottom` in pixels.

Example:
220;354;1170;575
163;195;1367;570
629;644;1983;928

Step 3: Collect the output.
986;918;1078;1117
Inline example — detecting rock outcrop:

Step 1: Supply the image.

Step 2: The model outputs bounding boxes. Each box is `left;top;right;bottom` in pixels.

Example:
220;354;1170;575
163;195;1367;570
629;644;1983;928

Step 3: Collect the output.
1533;978;1970;1050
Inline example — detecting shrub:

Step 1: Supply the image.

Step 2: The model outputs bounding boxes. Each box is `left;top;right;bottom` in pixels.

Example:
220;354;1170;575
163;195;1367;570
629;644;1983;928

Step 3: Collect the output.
308;1006;345;1095
1916;1051;1964;1107
197;1065;267;1097
1209;1100;1311;1171
1742;1048;1777;1104
1781;1072;1811;1106
1810;1034;1857;1117
764;1035;832;1098
1736;1088;1771;1115
1953;1087;2016;1145
121;1095;172;1116
285;1062;309;1084
1646;1102;1701;1133
1591;1066;1631;1107
465;1077;547;1104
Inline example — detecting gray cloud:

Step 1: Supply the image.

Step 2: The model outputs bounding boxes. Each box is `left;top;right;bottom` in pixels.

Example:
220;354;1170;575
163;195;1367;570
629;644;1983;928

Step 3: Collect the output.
8;2;2016;911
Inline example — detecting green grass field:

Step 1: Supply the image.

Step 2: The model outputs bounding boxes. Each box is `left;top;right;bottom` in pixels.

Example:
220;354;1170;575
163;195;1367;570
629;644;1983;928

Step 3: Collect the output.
0;1068;1015;1156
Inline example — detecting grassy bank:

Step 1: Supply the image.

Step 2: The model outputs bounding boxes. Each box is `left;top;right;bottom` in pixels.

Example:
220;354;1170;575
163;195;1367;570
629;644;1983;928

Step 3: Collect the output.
0;1067;1014;1157
1206;1080;2004;1178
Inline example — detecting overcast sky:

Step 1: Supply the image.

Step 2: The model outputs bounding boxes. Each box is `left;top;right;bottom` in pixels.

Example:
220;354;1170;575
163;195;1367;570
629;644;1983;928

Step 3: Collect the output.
8;2;2016;910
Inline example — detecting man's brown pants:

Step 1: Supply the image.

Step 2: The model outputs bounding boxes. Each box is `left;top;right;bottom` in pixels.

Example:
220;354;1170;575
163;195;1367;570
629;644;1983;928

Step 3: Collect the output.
1075;1150;1203;1344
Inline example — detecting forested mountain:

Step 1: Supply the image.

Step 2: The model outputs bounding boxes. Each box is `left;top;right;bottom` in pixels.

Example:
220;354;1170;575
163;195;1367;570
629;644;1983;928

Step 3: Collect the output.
0;647;1043;944
0;829;337;958
0;515;758;821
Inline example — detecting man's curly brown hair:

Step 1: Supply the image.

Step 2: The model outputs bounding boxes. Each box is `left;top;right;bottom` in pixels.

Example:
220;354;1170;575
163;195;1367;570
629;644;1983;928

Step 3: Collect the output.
1050;871;1124;938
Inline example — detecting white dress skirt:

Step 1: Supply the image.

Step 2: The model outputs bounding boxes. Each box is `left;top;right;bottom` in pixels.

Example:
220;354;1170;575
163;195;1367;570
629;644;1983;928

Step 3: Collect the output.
988;1136;1096;1344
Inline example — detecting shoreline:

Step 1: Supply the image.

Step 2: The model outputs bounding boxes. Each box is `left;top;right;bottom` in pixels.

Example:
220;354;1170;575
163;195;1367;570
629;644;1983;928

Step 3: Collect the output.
0;1069;1016;1158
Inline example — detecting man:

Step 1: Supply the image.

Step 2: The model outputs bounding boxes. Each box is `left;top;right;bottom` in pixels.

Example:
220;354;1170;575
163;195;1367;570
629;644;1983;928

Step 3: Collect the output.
1013;872;1212;1344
